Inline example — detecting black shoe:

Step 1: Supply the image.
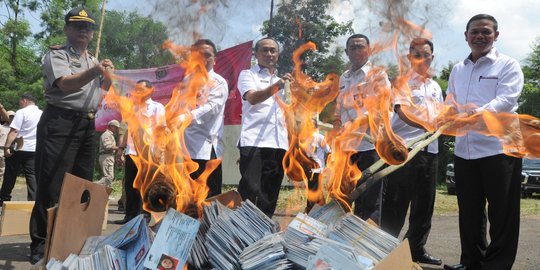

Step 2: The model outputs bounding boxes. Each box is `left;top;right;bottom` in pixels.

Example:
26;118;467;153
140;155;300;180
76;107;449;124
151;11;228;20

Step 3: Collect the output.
413;252;442;265
113;216;134;225
29;253;44;265
443;264;466;270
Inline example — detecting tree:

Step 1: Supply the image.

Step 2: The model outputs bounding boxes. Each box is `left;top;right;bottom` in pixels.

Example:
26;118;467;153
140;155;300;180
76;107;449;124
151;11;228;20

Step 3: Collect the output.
519;38;540;117
97;10;175;69
260;0;353;80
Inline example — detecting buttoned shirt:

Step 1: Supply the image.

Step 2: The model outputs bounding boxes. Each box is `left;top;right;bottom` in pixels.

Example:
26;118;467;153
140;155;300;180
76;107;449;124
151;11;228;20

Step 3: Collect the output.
99;129;116;155
237;65;288;150
9;104;42;152
335;61;391;152
125;98;166;156
184;69;229;159
307;131;331;173
391;72;443;154
42;42;102;112
447;47;524;159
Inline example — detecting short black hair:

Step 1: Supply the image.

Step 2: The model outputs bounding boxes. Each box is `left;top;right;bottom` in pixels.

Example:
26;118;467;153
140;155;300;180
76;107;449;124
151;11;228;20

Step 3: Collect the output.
409;38;434;53
466;14;498;31
346;34;370;48
20;93;36;103
136;79;153;88
193;39;217;54
254;37;280;52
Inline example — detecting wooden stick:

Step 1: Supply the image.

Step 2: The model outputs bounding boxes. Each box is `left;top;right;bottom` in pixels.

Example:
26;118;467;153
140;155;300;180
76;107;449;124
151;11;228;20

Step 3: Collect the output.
95;0;107;59
346;122;451;202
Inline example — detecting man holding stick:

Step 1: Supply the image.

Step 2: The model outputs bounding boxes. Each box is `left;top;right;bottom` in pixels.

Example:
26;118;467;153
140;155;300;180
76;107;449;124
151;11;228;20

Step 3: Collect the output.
237;37;293;217
443;14;524;270
29;7;114;264
381;38;442;265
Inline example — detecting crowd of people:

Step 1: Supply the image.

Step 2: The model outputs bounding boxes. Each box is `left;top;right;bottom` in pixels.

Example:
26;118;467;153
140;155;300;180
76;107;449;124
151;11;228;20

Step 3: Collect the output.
0;7;524;270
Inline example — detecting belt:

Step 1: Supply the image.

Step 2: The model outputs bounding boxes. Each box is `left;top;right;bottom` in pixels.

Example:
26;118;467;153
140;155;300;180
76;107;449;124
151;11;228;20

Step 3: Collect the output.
46;104;97;120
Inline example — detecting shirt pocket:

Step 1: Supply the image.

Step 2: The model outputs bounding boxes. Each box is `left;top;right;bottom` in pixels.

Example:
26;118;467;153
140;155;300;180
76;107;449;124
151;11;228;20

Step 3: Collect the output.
477;76;498;100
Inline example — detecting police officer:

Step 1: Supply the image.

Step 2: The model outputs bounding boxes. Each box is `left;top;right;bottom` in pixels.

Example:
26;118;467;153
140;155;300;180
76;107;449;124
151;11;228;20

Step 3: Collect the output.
29;7;115;264
96;119;120;187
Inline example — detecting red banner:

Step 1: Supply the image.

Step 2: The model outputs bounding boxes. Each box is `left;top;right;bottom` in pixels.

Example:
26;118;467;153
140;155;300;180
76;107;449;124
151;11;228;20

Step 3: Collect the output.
95;40;253;131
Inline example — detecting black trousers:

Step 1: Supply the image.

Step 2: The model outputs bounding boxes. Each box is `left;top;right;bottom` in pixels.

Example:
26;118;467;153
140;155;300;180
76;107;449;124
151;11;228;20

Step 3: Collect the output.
381;151;437;257
0;150;37;201
30;105;96;256
237;146;286;218
190;148;222;198
123;155;142;219
454;154;521;270
352;150;382;223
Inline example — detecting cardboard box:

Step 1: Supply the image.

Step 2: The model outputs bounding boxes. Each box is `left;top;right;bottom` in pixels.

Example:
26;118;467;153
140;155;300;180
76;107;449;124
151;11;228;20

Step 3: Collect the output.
373;239;414;270
0;201;35;236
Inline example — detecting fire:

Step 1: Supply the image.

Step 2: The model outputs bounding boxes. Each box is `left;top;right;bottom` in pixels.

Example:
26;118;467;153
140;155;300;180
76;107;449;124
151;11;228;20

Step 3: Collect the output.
103;40;218;218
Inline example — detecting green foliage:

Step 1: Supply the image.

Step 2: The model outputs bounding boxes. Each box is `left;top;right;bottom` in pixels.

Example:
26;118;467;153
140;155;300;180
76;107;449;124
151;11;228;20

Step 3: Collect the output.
519;38;540;117
261;0;353;80
97;10;175;69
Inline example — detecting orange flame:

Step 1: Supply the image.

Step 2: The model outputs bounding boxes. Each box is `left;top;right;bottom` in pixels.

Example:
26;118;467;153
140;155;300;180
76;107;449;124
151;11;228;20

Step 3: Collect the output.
104;40;220;218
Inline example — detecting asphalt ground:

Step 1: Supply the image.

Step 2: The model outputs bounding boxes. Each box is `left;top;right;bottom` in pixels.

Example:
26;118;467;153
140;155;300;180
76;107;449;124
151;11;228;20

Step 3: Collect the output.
1;183;539;270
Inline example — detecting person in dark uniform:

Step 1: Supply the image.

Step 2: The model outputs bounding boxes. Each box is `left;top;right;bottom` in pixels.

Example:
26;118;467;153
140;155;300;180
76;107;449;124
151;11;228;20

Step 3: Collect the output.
29;7;115;264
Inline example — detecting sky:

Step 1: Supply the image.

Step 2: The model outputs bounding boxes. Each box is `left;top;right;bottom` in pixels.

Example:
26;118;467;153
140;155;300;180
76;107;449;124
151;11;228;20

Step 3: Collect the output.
9;0;540;75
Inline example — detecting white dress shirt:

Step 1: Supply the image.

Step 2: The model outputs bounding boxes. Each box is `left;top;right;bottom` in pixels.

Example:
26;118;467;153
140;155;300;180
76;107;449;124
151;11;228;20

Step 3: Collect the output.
447;47;524;159
391;72;443;154
10;104;42;152
125;98;166;156
184;69;229;159
237;65;288;150
307;131;331;173
335;61;391;152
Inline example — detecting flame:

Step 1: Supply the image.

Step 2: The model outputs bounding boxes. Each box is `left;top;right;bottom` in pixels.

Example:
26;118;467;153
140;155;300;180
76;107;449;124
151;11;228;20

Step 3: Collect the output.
104;40;220;218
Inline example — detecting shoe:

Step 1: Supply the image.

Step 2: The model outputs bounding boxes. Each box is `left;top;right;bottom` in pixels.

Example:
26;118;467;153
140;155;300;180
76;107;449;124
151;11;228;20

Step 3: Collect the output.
413;252;442;265
30;253;44;265
443;264;466;270
112;216;134;225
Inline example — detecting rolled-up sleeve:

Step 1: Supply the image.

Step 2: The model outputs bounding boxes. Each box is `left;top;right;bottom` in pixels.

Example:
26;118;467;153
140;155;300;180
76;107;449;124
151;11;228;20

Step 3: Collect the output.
237;70;256;99
42;51;71;90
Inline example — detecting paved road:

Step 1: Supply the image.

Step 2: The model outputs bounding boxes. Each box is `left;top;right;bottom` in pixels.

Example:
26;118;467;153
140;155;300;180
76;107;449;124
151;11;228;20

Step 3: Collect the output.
1;185;539;269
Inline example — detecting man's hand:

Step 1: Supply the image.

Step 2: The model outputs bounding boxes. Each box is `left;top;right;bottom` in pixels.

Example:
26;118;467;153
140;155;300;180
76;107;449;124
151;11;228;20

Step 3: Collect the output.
4;148;13;158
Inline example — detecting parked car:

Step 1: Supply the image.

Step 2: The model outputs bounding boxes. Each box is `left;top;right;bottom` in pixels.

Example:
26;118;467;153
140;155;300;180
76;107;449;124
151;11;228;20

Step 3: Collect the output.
445;163;455;195
445;158;540;197
521;158;540;198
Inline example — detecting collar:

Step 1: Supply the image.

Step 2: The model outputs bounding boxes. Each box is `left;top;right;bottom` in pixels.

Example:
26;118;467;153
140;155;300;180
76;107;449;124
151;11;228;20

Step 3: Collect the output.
465;47;498;65
255;65;278;76
345;61;372;78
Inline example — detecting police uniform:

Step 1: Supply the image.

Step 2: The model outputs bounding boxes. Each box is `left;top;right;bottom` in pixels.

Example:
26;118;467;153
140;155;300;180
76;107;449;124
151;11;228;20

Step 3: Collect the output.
382;72;443;259
97;128;117;187
184;69;228;198
335;61;391;223
29;7;104;262
237;65;288;218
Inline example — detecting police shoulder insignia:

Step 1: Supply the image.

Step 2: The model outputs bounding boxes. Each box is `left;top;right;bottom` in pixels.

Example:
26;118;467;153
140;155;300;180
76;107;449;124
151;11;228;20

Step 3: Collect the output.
49;45;66;50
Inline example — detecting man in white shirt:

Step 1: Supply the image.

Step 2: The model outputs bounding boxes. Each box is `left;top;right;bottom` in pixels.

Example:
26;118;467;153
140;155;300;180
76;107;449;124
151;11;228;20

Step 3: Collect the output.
0;93;43;204
381;38;442;265
114;80;166;224
237;37;293;217
333;34;391;223
443;14;524;270
305;119;331;212
183;39;229;198
0;109;15;198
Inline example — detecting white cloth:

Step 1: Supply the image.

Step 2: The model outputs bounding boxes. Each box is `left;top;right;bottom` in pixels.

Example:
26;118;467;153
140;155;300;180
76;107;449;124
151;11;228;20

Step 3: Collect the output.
9;104;42;152
447;47;524;159
237;65;288;150
335;61;391;152
125;98;166;156
307;132;331;173
184;69;229;159
391;72;443;154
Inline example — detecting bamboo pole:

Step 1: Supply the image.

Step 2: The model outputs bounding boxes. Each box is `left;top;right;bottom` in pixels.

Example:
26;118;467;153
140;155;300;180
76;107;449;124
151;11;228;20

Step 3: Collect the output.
95;0;107;59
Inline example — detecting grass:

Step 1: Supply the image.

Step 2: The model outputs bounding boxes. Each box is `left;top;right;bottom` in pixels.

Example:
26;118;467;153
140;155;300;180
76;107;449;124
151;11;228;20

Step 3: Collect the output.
16;178;540;216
